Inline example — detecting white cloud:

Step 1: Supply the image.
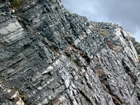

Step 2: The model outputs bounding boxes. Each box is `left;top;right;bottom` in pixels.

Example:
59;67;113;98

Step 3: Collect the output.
134;27;140;42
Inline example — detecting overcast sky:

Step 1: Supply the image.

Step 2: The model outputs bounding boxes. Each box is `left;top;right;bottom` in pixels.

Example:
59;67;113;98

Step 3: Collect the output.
61;0;140;42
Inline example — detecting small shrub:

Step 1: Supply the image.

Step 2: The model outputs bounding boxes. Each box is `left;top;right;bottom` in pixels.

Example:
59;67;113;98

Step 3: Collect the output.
20;94;27;100
10;0;25;10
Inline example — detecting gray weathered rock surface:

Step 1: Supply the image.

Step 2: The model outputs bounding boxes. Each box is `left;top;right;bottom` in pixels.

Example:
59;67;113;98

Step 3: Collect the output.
0;0;140;105
127;32;140;55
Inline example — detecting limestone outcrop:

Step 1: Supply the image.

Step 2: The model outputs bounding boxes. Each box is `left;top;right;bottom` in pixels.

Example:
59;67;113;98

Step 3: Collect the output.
127;33;140;55
0;0;140;105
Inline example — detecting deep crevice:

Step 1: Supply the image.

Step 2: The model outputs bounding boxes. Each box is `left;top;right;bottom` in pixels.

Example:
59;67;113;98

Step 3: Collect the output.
79;90;93;105
122;60;137;84
99;75;123;105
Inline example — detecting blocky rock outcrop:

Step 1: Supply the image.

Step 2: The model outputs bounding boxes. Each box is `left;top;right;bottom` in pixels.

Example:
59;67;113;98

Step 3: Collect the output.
127;33;140;55
0;0;140;105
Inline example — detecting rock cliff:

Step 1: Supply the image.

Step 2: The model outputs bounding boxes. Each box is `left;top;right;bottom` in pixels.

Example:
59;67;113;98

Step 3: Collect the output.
128;34;140;55
0;0;140;105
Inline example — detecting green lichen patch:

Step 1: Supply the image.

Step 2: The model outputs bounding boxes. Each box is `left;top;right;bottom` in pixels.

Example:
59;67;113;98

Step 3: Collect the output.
138;55;140;62
99;29;106;36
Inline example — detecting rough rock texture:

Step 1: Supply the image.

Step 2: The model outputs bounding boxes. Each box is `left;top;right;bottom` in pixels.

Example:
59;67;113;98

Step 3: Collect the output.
0;0;140;105
127;33;140;55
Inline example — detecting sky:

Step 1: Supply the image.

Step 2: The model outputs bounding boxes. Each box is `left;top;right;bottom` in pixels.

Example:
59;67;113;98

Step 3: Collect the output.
61;0;140;42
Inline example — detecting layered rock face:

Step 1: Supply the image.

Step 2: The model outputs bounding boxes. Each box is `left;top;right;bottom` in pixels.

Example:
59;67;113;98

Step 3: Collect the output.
128;34;140;55
0;0;140;105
